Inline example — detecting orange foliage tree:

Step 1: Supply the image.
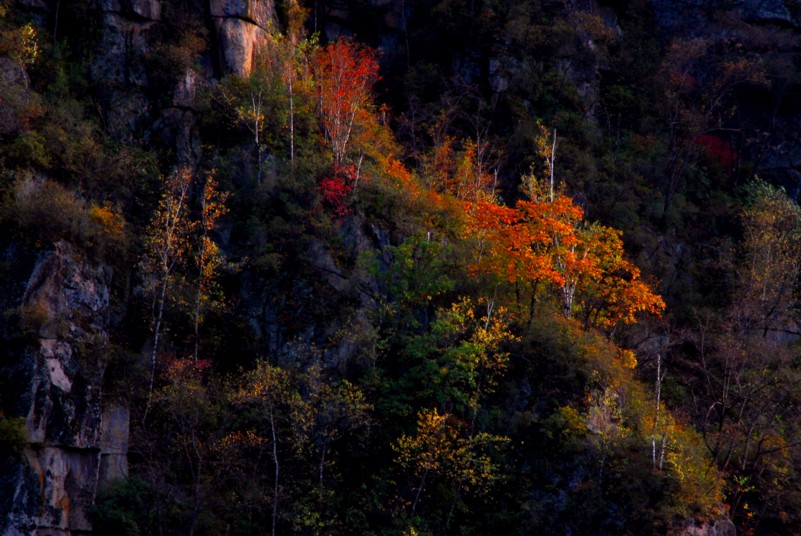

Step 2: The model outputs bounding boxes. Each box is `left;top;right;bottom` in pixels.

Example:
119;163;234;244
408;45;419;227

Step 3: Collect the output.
464;181;664;330
192;173;229;363
424;137;497;202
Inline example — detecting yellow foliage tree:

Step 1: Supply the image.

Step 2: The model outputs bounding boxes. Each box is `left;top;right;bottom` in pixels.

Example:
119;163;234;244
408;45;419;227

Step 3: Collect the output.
140;167;194;418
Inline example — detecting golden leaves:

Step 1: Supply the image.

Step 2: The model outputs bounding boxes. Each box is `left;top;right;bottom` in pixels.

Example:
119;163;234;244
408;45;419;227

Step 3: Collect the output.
393;408;508;494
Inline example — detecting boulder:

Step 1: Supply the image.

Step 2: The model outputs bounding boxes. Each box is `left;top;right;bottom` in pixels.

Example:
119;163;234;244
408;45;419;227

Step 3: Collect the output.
129;0;161;20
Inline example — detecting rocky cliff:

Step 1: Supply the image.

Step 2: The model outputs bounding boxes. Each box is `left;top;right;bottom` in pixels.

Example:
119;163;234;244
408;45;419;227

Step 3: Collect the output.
0;0;291;531
0;242;120;535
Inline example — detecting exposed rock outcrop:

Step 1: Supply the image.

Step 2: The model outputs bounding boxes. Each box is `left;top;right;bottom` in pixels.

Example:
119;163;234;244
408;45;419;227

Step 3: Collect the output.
211;0;275;75
98;404;129;487
1;242;123;535
87;0;274;163
647;0;800;30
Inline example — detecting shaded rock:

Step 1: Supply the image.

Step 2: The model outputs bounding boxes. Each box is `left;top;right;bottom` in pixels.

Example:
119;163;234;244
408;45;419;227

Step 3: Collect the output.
0;58;39;137
173;68;200;108
90;13;155;88
647;0;798;30
489;57;515;94
99;0;161;20
1;241;118;535
129;0;161;20
98;405;129;487
152;107;201;166
21;446;99;533
210;0;272;28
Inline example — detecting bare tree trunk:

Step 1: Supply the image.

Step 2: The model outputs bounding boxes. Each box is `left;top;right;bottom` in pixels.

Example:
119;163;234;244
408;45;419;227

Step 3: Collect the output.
269;404;280;536
142;168;191;421
144;277;168;422
193;239;205;365
318;441;326;496
549;128;557;202
411;467;429;516
188;429;203;536
652;352;663;468
288;79;295;165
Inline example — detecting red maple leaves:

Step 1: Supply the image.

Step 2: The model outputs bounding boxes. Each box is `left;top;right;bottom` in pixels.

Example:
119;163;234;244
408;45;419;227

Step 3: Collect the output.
312;38;380;166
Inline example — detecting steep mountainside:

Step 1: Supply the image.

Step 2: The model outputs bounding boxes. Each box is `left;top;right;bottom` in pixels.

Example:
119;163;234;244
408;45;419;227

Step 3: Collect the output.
3;0;801;534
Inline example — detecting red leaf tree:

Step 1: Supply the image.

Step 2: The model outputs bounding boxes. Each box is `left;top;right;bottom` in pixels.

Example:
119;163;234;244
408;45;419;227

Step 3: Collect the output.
311;38;380;166
320;163;356;219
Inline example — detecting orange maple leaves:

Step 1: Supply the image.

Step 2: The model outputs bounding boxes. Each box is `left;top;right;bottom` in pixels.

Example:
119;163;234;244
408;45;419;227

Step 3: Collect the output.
464;189;664;329
307;35;661;329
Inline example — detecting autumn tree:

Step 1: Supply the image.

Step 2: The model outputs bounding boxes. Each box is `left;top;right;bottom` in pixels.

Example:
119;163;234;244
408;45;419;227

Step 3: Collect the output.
734;180;801;337
393;408;507;524
0;14;42;137
147;358;218;536
192;173;228;364
424;136;498;202
382;297;513;530
311;37;380;167
140;167;194;417
231;356;371;534
465;193;663;329
464;162;663;330
280;0;310;164
233;361;290;536
257;0;316;165
286;362;371;501
0;17;38;84
570;223;665;329
679;181;801;530
659;37;767;220
216;42;293;183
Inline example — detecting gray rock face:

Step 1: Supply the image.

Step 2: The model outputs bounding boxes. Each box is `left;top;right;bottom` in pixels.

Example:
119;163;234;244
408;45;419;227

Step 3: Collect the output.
130;0;161;20
0;57;38;137
89;10;156;141
211;0;276;76
1;242;125;535
88;0;275;155
90;13;155;89
647;0;799;30
98;405;130;486
98;0;161;19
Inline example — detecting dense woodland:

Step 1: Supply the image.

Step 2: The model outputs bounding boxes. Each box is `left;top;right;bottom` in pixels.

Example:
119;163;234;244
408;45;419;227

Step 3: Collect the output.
3;0;801;534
